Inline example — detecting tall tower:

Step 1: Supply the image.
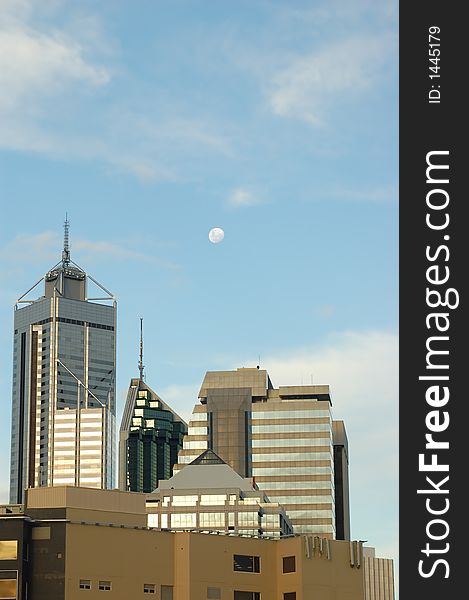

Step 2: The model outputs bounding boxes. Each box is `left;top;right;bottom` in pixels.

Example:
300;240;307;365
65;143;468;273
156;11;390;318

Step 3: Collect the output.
118;320;187;493
175;367;351;539
9;219;117;504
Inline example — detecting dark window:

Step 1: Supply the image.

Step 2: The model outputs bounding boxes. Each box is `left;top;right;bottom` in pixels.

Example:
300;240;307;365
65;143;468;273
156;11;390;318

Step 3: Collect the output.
284;594;296;600
161;585;173;600
233;554;260;573
98;581;111;591
234;592;260;600
79;580;91;590
207;588;221;599
283;556;296;573
144;583;156;594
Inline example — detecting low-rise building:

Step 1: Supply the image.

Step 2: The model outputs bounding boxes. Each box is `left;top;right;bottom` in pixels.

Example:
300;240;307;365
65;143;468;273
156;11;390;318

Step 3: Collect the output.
146;449;293;537
0;486;366;600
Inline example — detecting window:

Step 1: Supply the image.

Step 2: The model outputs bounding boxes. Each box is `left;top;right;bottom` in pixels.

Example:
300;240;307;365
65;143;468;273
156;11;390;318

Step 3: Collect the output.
144;583;155;594
0;579;17;599
148;513;159;528
234;592;260;600
0;541;18;560
170;513;196;528
282;556;296;573
207;587;221;599
284;594;296;600
161;585;173;600
233;555;260;573
98;581;111;591
79;580;91;590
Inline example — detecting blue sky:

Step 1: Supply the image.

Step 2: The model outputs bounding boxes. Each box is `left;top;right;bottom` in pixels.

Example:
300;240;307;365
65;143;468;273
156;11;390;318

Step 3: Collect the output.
0;0;398;583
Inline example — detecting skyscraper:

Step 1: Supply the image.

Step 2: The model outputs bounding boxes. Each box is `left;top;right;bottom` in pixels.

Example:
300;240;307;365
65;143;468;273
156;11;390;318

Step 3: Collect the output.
9;220;117;504
174;367;351;539
118;320;187;493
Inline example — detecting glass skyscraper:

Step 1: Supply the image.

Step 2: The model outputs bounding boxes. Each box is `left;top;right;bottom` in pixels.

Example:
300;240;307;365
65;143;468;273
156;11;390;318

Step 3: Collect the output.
9;222;116;503
119;378;187;493
174;367;351;539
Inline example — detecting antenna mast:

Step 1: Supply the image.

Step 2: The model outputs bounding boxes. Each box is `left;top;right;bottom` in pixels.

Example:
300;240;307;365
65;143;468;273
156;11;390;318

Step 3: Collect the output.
138;318;145;381
62;214;70;265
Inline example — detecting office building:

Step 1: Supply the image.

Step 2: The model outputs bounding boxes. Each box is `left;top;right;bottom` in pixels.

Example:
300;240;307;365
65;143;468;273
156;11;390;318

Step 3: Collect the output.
119;378;187;493
175;367;351;539
9;220;116;504
0;486;366;600
146;448;293;537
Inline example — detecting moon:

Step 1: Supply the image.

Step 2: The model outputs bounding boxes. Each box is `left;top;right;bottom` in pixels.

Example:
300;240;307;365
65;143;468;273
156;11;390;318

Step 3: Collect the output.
208;227;225;244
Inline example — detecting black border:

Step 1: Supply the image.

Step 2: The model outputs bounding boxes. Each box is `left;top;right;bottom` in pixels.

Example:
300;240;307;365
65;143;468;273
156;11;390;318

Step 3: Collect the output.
400;2;464;596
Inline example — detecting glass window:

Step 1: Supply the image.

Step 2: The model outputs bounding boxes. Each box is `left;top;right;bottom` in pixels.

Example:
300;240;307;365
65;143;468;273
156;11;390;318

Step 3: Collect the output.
0;541;18;560
200;494;226;506
190;412;208;421
79;579;91;590
148;513;159;528
172;495;198;506
284;594;296;600
283;556;296;573
234;592;260;600
207;588;221;599
170;513;196;528
199;513;225;528
233;555;260;573
144;583;155;594
0;580;17;598
253;409;330;419
161;514;168;528
161;585;173;600
252;423;330;433
188;426;208;435
98;581;111;591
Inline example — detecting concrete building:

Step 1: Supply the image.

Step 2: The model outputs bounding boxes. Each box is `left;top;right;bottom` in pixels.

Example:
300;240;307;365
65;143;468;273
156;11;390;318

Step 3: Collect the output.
174;367;350;539
9;220;117;504
0;486;366;600
363;547;395;600
146;449;293;538
119;378;187;493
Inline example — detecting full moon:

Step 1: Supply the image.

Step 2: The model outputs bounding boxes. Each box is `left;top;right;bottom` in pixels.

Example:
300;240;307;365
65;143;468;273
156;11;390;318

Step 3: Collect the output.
208;227;225;244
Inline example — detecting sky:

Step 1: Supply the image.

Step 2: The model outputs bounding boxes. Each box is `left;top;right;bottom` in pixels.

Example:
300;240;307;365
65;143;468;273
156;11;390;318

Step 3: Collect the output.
0;0;398;588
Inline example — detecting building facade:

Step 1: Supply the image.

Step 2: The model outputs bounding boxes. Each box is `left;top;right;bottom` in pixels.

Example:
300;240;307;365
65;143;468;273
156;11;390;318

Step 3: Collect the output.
146;449;293;538
174;368;350;539
363;547;395;600
0;486;366;600
119;378;187;493
9;223;116;504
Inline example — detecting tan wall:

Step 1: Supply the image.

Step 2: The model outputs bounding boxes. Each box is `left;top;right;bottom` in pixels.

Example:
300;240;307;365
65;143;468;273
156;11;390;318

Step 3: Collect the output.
65;524;175;599
26;486;148;527
63;524;364;600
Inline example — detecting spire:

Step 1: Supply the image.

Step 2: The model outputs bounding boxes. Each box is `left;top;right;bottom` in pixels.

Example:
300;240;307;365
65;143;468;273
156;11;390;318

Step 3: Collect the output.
138;317;145;381
62;214;70;265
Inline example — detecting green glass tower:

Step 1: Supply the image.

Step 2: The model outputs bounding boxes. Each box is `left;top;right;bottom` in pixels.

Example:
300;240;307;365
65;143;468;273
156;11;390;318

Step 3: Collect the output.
118;321;187;493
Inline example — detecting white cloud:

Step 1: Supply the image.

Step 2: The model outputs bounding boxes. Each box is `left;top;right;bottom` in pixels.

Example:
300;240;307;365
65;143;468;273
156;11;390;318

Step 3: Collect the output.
269;35;394;125
0;231;60;264
0;27;110;114
226;187;261;208
327;184;397;204
157;383;200;423
0;232;181;271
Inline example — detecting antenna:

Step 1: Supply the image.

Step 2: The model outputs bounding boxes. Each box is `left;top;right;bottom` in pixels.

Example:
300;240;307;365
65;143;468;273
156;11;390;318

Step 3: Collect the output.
62;213;70;265
138;317;144;381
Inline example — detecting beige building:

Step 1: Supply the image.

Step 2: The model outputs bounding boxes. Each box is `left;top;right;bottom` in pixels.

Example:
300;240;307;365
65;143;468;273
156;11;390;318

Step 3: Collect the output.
175;367;350;538
0;486;366;600
363;547;395;600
